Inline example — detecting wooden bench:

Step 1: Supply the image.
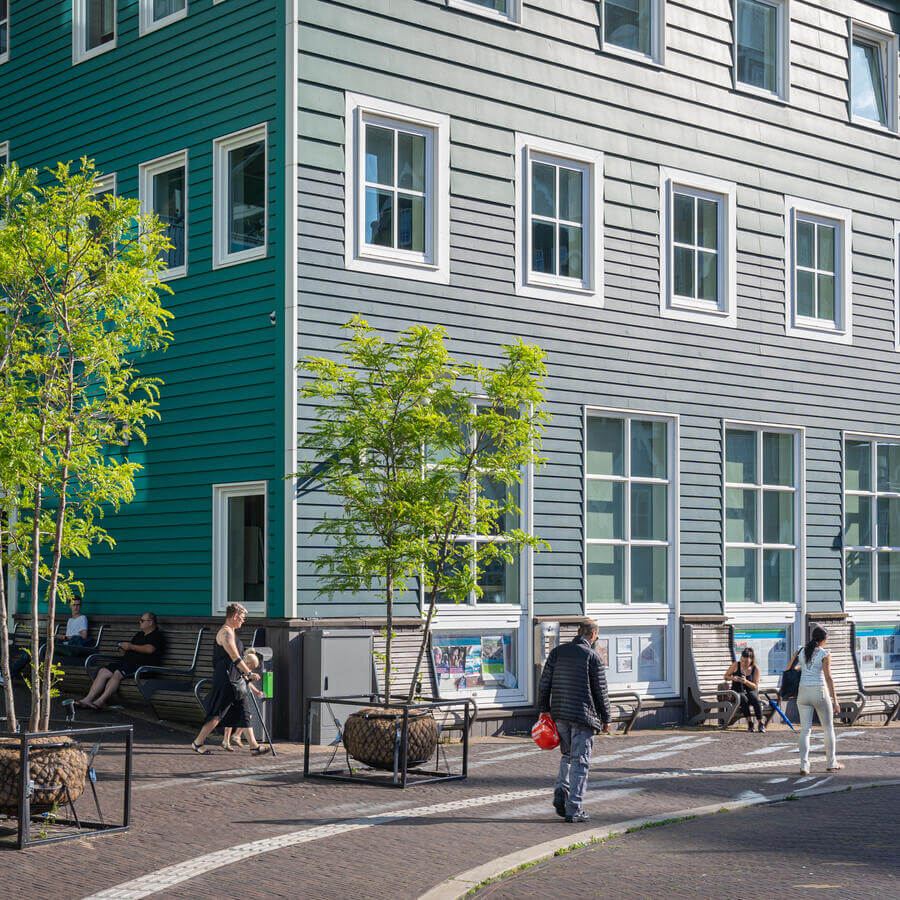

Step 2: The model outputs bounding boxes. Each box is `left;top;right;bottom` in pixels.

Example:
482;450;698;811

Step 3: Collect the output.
40;622;105;660
850;622;900;725
683;623;741;727
85;626;206;721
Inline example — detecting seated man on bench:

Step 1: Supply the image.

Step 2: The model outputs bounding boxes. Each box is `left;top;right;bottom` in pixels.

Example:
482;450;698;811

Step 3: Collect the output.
55;596;91;656
77;612;166;710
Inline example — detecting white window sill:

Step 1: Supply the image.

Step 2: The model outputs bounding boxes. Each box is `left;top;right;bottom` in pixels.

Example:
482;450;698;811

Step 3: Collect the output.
140;8;188;36
734;82;788;105
73;41;116;66
213;245;267;270
726;603;797;622
850;114;898;137
601;41;663;69
661;299;737;328
0;53;8;65
846;601;900;616
347;253;450;284
786;319;852;345
159;265;187;281
585;606;672;624
517;279;601;307
445;0;520;25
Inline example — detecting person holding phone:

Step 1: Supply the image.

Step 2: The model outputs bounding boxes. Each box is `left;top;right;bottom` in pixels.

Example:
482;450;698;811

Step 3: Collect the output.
723;647;766;733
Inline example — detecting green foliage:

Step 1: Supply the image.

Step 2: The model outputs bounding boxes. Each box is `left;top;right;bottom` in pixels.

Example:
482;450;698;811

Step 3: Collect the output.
0;158;173;730
297;316;548;700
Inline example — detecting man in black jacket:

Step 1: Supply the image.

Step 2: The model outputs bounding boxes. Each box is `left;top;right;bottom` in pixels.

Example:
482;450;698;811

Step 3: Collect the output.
538;619;610;823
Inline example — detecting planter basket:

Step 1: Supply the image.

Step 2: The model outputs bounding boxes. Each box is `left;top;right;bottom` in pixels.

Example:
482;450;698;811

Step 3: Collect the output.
343;706;438;769
0;736;88;815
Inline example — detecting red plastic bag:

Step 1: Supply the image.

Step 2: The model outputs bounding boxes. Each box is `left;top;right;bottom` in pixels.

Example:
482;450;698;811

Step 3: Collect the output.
531;713;559;750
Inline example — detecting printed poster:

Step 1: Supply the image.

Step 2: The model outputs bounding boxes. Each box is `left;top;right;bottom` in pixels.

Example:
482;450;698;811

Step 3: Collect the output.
617;637;633;655
594;638;610;668
616;655;633;674
733;629;789;677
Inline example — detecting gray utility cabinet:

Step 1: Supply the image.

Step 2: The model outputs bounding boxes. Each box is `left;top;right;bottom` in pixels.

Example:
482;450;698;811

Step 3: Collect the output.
302;628;373;745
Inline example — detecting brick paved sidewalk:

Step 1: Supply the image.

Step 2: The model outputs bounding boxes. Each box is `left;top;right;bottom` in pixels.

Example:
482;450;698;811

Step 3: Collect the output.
477;783;900;900
0;704;897;900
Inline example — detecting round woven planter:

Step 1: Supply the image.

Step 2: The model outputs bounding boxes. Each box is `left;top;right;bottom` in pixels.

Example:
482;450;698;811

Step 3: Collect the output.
342;706;438;770
0;736;89;815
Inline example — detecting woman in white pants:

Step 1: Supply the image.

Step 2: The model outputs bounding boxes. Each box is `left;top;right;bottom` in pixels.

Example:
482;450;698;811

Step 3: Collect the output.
794;625;844;776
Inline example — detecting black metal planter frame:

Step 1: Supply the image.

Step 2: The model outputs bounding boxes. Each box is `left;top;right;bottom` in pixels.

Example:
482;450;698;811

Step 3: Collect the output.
1;723;133;849
303;695;473;788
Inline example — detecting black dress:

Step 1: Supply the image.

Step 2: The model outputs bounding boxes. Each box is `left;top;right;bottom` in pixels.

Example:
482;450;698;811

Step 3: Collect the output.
203;633;251;728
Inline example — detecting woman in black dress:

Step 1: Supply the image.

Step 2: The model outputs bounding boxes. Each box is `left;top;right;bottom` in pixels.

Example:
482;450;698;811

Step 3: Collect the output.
191;603;269;755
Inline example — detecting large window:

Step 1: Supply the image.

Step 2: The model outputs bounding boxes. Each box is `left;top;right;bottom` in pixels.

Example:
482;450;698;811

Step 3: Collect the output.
849;23;898;132
345;94;449;283
139;150;187;279
659;169;737;326
784;197;852;344
602;0;664;64
584;411;675;606
140;0;187;35
1;0;8;64
515;134;603;304
73;0;116;64
734;0;788;100
725;426;800;605
213;482;267;613
844;436;900;605
213;124;267;268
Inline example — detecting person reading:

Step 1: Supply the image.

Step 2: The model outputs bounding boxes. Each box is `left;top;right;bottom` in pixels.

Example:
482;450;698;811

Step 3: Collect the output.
723;647;766;733
76;612;166;710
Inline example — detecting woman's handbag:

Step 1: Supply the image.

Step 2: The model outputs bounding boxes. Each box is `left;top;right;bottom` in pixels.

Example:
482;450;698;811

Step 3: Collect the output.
531;713;560;750
778;649;802;700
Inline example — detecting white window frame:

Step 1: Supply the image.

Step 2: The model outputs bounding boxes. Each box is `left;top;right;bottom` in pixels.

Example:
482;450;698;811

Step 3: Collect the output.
895;220;900;351
139;149;188;280
212;481;268;615
848;21;899;134
659;169;737;327
0;140;8;169
72;0;117;65
213;123;268;269
93;171;116;196
600;0;666;67
784;197;853;344
843;431;900;616
514;134;603;306
732;0;790;103
0;0;9;65
139;0;188;36
446;0;521;26
344;94;450;284
723;422;805;617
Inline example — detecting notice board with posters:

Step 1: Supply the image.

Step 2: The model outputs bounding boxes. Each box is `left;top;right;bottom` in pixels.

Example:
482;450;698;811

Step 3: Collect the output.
432;631;517;693
855;624;900;682
732;628;790;678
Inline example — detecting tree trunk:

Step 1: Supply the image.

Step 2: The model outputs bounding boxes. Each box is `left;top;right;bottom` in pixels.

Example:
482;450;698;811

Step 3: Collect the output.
0;502;16;732
406;586;439;704
384;565;393;705
27;479;43;733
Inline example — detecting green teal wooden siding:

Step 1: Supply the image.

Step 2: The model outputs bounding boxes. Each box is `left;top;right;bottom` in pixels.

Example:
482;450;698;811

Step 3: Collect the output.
0;1;284;617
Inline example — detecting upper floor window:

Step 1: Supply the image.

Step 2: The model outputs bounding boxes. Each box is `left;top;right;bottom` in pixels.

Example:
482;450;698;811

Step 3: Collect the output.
659;169;737;327
734;0;789;101
725;425;801;606
73;0;116;65
602;0;664;64
0;141;8;170
784;197;852;344
344;94;449;283
849;23;898;132
515;134;603;305
140;0;187;35
212;481;267;614
584;410;676;607
845;436;900;606
0;0;9;64
139;150;187;279
88;172;116;240
447;0;521;25
213;124;267;268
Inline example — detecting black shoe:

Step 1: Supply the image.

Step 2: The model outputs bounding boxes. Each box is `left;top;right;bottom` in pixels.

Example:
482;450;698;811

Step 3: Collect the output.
553;788;568;818
565;812;590;823
747;721;755;732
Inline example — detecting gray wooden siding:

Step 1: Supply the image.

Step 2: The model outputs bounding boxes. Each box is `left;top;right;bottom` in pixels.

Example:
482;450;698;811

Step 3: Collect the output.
295;0;900;618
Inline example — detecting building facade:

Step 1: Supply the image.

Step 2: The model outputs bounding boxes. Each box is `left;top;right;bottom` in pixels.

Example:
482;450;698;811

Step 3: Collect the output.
2;0;899;732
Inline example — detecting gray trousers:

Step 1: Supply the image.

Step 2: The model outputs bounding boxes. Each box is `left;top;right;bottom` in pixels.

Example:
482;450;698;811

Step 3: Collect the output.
554;719;594;816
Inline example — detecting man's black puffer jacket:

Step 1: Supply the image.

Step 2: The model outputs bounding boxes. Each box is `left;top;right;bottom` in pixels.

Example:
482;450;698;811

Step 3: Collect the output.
537;636;611;731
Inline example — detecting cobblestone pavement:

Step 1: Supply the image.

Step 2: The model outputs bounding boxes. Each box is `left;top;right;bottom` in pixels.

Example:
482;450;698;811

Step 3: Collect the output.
1;707;897;900
477;782;900;900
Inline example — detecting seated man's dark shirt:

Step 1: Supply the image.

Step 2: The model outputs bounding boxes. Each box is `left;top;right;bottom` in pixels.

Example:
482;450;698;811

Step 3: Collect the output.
116;629;166;675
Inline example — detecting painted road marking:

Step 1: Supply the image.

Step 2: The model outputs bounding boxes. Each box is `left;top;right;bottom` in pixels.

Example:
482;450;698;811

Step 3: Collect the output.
495;787;644;820
86;746;894;900
628;737;718;761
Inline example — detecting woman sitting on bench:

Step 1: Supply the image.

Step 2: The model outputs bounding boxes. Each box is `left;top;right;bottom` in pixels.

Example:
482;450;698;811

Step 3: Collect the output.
723;647;766;733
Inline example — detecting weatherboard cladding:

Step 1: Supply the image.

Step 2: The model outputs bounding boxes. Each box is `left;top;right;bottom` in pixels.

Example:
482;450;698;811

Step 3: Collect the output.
295;0;899;619
0;1;282;616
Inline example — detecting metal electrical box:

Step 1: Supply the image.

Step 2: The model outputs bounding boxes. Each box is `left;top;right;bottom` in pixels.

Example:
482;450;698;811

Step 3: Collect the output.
302;628;373;745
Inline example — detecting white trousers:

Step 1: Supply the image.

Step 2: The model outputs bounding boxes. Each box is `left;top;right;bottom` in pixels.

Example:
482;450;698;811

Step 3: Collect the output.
797;684;837;771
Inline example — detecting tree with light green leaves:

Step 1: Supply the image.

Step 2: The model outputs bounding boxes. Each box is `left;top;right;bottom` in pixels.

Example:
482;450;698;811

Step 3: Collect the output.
297;316;548;705
0;159;173;732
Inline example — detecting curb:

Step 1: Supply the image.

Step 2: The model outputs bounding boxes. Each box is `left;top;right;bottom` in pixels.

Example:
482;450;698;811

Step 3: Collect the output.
418;778;900;900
